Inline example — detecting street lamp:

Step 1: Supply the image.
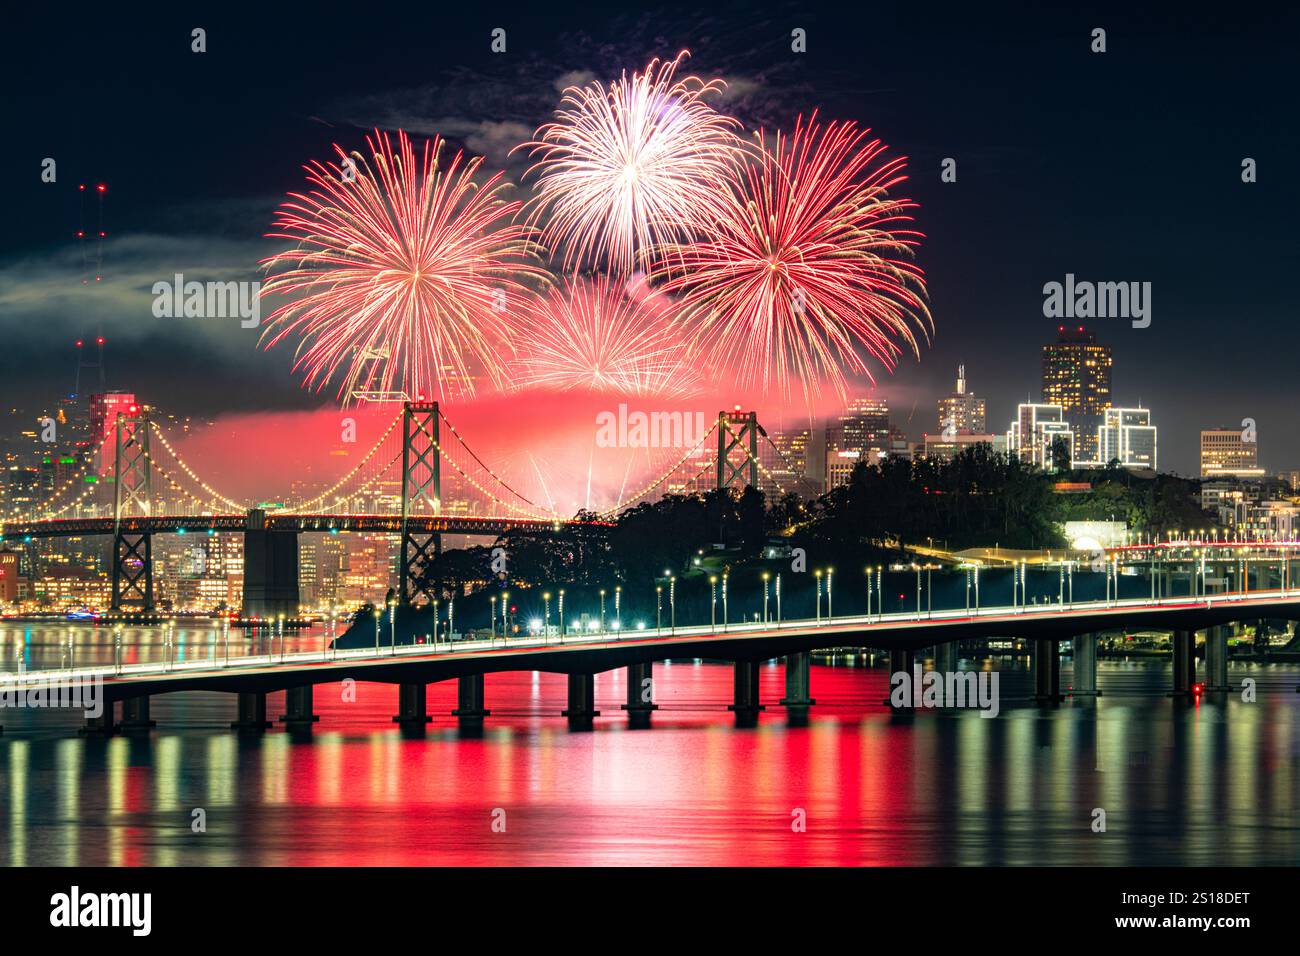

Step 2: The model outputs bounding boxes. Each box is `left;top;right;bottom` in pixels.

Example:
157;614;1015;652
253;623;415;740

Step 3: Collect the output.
815;569;823;623
615;586;621;624
543;591;551;643
558;589;565;641
669;574;676;633
775;572;782;625
387;597;396;655
721;571;728;631
656;585;663;631
600;588;607;632
827;568;834;620
762;572;770;624
489;596;497;641
710;575;718;629
502;591;510;637
373;607;381;655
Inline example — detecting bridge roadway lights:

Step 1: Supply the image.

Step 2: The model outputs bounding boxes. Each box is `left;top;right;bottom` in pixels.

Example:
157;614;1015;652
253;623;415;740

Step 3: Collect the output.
394;683;432;728
562;673;600;731
1032;639;1063;703
452;674;489;735
1204;626;1230;692
1169;630;1197;698
230;692;272;732
620;662;658;729
1069;633;1101;697
729;661;765;727
118;696;156;734
779;652;815;726
885;649;914;707
278;685;319;729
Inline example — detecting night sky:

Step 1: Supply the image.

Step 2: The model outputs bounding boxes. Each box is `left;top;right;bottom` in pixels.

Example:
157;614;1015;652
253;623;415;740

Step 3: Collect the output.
2;1;1297;478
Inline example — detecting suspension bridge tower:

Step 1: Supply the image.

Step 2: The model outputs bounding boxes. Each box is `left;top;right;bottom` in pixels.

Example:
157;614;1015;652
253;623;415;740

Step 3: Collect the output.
110;408;154;611
716;408;763;491
399;401;442;605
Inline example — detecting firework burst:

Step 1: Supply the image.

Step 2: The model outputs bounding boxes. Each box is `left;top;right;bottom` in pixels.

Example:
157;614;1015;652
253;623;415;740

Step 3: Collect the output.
513;274;699;398
520;50;744;275
260;129;547;404
651;113;931;403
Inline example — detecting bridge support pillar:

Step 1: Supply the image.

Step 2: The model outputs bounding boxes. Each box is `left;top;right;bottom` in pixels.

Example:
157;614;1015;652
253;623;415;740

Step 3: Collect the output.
231;692;271;732
393;683;431;728
1171;630;1197;697
1070;633;1100;697
885;649;914;706
932;641;958;674
779;652;815;726
1205;626;1230;692
620;662;657;728
80;702;116;736
729;661;765;727
279;685;319;729
118;696;156;733
563;673;599;731
453;675;489;734
242;510;300;619
1032;639;1062;703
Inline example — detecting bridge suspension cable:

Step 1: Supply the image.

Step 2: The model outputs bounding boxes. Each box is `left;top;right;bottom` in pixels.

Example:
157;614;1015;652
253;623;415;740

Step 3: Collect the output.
436;408;558;518
146;421;248;511
598;418;720;518
280;411;404;514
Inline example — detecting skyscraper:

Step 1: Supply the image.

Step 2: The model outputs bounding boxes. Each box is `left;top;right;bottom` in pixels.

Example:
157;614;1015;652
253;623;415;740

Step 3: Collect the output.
1007;403;1073;469
1200;427;1261;478
936;365;986;435
1097;407;1157;470
1041;327;1111;462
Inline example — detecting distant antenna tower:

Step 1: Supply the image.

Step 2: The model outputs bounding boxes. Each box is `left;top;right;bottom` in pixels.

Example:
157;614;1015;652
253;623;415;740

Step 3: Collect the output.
77;182;108;286
72;335;106;399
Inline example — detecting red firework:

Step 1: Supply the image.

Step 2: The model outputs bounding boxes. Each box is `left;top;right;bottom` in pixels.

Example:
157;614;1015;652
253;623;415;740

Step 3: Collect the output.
651;113;931;403
260;129;547;404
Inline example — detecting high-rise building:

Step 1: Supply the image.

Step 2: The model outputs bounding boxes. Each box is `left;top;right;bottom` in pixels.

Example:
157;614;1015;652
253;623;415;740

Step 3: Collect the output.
1200;427;1261;478
1041;327;1111;462
88;391;137;469
1008;403;1073;469
1097;407;1157;470
937;365;986;435
837;396;890;452
824;397;890;490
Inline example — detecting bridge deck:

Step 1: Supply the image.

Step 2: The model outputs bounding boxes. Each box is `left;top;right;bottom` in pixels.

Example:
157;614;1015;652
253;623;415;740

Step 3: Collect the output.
5;590;1298;700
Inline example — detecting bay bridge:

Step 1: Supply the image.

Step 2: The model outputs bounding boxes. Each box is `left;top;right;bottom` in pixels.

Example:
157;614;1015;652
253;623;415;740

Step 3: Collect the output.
3;402;788;615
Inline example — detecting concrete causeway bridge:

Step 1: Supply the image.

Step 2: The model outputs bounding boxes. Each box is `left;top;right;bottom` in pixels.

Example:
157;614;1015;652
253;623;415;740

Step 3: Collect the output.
4;588;1298;736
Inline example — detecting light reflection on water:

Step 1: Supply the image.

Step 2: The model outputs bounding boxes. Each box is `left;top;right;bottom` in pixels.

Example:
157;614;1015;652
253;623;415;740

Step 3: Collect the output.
2;623;1300;866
